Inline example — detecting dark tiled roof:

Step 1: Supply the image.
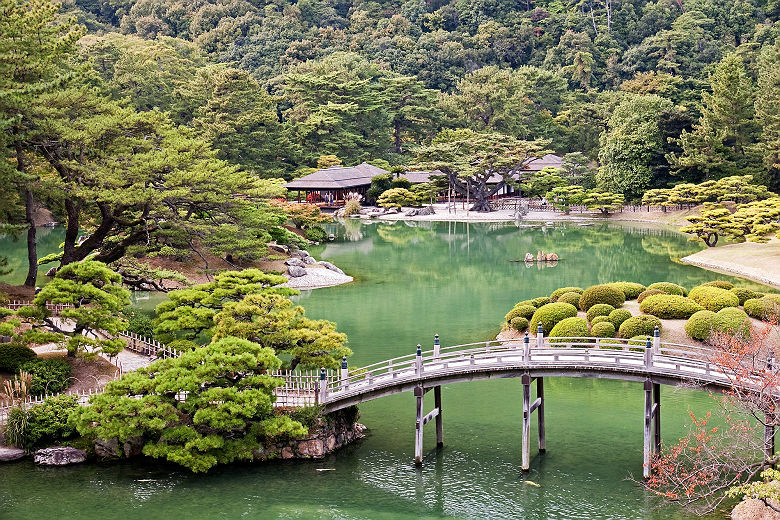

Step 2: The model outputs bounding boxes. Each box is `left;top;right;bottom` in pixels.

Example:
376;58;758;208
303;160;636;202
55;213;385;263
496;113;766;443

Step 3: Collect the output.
284;162;388;190
486;154;564;183
399;170;443;184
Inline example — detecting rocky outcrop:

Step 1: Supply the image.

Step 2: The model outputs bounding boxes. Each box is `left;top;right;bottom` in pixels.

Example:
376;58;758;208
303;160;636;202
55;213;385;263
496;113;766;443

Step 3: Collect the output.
253;407;366;461
317;261;344;275
302;255;316;265
94;436;144;460
287;265;307;277
284;257;306;267
34;446;87;466
0;447;25;462
403;206;435;217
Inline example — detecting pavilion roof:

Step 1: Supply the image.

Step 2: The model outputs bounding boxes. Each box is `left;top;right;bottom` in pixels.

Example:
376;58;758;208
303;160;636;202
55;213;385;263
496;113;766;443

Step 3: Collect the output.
284;162;388;190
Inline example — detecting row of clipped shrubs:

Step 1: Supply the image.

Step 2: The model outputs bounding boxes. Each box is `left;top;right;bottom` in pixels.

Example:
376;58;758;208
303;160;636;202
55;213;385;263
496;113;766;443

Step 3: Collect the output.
504;279;777;344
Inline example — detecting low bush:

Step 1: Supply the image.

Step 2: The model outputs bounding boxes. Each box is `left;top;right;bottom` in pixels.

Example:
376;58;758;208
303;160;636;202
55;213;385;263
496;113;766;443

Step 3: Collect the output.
647;282;687;296
684;310;716;340
0;308;15;319
607;282;646;299
125;312;154;338
743;295;780;321
0;344;37;372
7;394;80;449
586;304;615;323
550;287;584;301
304;226;327;243
638;289;666;303
711;307;751;338
701;280;734;290
510;317;529;331
689;285;740;312
591;321;616;338
590;315;612;326
730;287;764;305
557;292;581;308
343;199;362;216
618;315;662;338
579;284;625;311
529;303;579;334
608;309;632;328
506;305;537;322
627;335;653;347
19;358;72;396
639;294;704;319
549;317;589;342
530;296;552;307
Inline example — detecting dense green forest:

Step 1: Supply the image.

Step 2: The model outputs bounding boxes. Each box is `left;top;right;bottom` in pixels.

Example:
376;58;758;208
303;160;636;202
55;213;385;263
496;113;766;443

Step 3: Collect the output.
56;0;780;189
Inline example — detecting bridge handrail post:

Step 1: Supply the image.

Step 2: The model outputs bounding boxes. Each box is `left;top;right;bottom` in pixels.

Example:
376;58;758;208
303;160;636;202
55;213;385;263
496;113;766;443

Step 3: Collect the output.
433;334;440;360
652;326;660;353
523;332;530;362
340;356;349;390
317;367;327;404
536;323;544;349
644;337;653;369
416;344;423;374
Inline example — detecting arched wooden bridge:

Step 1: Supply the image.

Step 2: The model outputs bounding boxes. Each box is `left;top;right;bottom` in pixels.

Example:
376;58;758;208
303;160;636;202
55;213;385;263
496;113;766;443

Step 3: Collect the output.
290;330;772;478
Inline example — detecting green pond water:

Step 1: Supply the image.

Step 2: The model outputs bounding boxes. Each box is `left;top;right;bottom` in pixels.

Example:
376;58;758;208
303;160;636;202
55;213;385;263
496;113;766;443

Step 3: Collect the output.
0;220;769;519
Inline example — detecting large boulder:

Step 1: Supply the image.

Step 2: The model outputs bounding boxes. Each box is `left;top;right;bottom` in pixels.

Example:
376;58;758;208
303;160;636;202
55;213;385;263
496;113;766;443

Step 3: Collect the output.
284;257;306;267
287;265;307;277
34;446;87;466
297;438;325;458
294;249;311;259
302;255;316;265
269;243;289;254
94;438;120;460
418;206;435;216
317;261;344;275
0;447;25;462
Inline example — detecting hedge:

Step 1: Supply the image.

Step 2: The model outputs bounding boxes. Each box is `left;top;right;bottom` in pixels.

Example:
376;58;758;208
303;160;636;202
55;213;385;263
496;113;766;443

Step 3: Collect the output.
19;358;73;396
638;289;666;303
579;284;625;311
730;287;764;306
586;304;615;323
0;344;37;372
684;310;716;340
557;292;581;308
689;286;740;312
510;317;529;332
530;296;552;307
744;295;780;321
506;305;537;323
529;303;579;334
618;315;662;339
607;282;646;299
549;317;589;343
550;287;584;301
647;282;687;296
639;294;704;319
591;321;616;338
7;394;80;449
701;280;735;290
711;307;751;337
608;309;632;328
590;315;612;326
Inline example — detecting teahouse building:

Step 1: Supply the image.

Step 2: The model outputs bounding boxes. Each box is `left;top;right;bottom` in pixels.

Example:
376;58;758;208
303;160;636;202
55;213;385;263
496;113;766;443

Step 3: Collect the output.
284;162;388;206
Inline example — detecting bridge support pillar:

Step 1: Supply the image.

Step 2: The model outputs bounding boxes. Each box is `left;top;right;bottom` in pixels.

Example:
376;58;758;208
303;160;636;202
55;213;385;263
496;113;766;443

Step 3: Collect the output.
643;379;661;479
434;386;443;447
414;384;442;466
522;374;544;471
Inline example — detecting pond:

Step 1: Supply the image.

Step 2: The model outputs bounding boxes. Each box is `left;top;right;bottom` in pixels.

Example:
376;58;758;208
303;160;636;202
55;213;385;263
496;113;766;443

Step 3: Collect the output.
0;220;767;519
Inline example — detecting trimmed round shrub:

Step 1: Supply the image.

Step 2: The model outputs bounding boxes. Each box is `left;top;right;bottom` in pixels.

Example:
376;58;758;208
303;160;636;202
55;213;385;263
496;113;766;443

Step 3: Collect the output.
591;321;616;338
607;282;646;300
639;294;704;319
684;310;716;340
304;226;327;242
530;296;552;307
730;287;764;306
510;317;529;332
549;317;589;342
506;305;537;322
619;315;662;339
701;280;734;290
744;295;780;321
638;289;666;303
711;307;751;338
587;304;615;323
689;285;740;312
647;282;687;296
512;300;536;309
579;284;625;311
19;358;72;396
550;287;584;301
608;309;632;328
529;302;579;334
628;335;653;347
557;292;581;308
0;344;37;371
590;315;612;326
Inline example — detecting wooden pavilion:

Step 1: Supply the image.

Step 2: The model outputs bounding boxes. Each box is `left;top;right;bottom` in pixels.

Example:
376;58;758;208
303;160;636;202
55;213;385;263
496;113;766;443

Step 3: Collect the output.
284;162;389;206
